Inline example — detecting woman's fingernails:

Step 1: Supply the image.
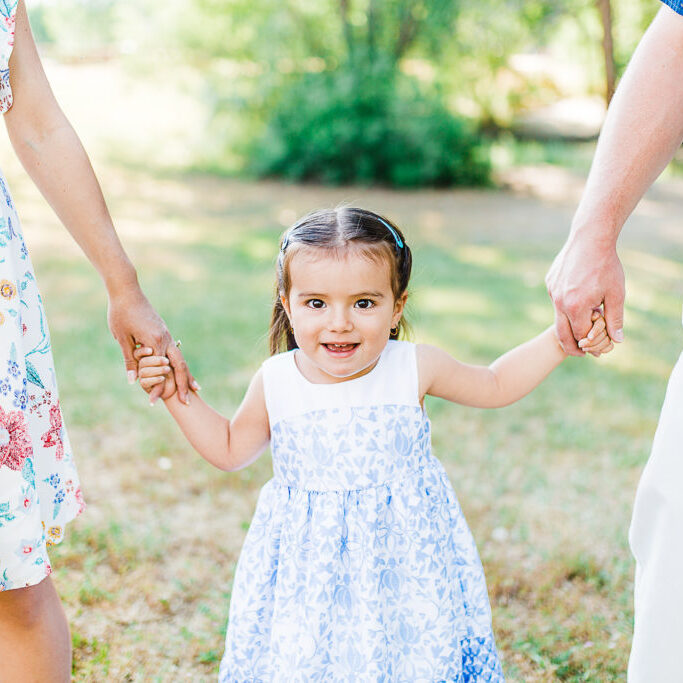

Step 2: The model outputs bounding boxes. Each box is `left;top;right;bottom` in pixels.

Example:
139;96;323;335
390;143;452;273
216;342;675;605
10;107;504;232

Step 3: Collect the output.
613;329;624;342
128;371;137;384
192;381;201;391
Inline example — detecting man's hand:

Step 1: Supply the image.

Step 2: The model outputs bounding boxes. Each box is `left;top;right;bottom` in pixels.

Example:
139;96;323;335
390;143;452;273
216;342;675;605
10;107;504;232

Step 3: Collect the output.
107;286;198;404
545;232;625;356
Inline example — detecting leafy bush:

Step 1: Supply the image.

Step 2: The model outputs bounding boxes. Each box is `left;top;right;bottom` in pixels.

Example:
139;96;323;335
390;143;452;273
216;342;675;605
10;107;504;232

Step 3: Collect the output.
246;62;490;188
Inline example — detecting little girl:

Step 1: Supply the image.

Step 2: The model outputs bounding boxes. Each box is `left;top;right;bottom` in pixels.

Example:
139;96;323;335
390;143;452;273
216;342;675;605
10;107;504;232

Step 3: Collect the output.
135;207;612;682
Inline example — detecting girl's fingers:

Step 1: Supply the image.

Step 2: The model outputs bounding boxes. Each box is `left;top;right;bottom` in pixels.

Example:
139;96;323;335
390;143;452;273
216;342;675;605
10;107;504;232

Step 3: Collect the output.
138;365;172;378
589;339;614;356
586;316;606;340
140;377;165;390
137;355;170;368
133;346;155;361
578;330;608;348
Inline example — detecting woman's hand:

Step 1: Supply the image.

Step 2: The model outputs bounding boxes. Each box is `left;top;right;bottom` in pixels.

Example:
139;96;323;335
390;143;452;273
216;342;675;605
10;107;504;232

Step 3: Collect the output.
108;286;197;404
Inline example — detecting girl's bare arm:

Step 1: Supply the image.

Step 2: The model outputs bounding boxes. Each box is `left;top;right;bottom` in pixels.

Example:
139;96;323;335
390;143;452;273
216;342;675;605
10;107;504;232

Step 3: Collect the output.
141;356;270;471
418;313;611;409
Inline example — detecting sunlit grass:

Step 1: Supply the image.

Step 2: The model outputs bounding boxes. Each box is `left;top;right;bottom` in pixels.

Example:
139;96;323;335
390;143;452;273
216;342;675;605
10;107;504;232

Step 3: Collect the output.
14;165;679;680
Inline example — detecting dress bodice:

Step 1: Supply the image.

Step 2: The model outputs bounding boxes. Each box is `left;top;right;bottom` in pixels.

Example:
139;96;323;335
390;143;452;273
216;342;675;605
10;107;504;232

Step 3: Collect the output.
262;341;432;492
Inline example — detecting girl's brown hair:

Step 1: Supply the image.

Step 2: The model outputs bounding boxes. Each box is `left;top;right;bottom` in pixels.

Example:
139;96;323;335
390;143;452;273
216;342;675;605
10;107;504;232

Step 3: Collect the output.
269;207;412;354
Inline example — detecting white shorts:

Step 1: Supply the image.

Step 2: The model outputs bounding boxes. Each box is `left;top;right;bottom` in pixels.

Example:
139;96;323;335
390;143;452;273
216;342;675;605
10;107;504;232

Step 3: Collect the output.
628;350;683;681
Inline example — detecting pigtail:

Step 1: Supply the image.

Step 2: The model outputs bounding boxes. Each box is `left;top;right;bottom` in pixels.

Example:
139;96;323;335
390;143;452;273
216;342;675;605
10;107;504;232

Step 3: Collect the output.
269;248;297;355
269;292;297;355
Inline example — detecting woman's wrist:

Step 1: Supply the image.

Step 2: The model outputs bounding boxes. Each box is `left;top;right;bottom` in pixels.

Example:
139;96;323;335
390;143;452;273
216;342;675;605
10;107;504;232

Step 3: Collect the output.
103;262;141;300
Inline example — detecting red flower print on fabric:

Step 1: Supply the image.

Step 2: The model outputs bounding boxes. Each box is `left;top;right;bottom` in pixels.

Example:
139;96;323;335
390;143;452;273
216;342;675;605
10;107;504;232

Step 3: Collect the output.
41;402;64;460
0;405;33;471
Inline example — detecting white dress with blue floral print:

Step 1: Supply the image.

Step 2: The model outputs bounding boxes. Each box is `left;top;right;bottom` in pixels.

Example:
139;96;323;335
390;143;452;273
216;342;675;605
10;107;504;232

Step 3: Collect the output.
0;0;84;591
219;341;504;682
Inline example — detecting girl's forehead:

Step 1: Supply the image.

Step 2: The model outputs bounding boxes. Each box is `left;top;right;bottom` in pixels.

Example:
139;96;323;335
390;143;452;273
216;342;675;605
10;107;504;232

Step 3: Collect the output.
288;248;393;291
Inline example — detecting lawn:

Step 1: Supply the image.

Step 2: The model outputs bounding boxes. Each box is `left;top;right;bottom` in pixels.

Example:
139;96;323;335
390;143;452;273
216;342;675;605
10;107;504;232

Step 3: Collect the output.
3;57;683;681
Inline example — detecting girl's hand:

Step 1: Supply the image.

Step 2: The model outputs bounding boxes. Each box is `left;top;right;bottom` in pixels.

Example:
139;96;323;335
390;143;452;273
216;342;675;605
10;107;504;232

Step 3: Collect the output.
134;347;177;404
577;311;614;357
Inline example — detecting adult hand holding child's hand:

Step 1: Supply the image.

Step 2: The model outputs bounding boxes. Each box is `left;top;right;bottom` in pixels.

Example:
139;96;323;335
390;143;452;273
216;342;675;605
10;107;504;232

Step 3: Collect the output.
545;229;625;355
108;287;197;404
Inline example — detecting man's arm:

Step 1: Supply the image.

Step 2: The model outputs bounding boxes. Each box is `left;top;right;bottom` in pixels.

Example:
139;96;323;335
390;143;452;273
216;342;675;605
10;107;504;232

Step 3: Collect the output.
546;4;683;354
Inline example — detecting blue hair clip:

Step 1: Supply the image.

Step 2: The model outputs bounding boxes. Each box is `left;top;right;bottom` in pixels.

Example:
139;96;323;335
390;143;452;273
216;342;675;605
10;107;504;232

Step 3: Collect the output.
280;231;290;252
378;217;404;249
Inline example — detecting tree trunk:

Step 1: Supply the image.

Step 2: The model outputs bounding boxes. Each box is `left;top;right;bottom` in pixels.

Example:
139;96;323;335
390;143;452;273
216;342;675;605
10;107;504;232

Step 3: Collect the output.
597;0;616;105
340;0;354;62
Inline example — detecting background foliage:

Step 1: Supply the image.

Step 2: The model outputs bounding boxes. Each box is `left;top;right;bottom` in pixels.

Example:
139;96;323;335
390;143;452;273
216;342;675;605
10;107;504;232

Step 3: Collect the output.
31;0;662;185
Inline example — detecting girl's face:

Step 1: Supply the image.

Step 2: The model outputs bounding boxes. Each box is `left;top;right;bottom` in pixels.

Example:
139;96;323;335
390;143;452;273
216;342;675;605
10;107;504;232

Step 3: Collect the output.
282;248;406;384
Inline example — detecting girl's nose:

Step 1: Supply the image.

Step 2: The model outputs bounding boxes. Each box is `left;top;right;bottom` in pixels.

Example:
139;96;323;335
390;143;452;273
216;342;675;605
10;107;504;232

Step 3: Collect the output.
327;307;353;333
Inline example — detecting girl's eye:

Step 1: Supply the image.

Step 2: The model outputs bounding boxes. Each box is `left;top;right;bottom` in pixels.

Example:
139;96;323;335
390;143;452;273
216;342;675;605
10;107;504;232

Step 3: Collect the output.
306;299;325;309
355;299;375;309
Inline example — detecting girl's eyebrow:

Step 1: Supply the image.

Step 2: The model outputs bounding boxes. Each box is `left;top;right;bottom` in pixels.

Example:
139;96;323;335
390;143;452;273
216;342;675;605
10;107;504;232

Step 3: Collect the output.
296;291;385;298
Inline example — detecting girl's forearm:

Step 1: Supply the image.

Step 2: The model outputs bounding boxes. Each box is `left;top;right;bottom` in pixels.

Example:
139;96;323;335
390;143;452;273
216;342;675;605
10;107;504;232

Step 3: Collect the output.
163;393;232;470
488;327;567;406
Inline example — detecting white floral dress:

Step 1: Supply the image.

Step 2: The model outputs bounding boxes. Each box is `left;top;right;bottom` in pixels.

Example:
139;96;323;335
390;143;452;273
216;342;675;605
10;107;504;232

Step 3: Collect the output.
219;341;504;682
0;0;84;592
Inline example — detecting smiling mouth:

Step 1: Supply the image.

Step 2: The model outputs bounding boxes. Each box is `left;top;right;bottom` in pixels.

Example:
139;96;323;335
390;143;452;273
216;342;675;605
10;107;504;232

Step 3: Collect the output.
322;343;359;354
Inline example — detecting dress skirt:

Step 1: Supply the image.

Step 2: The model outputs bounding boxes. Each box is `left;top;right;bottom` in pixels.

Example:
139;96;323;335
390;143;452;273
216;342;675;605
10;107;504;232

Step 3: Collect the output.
0;172;84;591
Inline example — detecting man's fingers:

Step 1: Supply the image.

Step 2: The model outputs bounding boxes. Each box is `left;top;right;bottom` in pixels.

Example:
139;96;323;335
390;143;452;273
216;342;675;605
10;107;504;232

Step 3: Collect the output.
565;304;594;343
166;344;191;405
555;311;583;356
604;289;625;343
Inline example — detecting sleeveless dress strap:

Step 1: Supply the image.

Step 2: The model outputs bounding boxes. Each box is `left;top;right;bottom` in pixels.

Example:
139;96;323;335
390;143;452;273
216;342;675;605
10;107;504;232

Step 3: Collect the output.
0;2;18;113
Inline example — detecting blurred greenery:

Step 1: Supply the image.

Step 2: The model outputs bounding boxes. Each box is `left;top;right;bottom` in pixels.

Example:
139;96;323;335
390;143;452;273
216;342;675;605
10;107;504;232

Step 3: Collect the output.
29;0;664;186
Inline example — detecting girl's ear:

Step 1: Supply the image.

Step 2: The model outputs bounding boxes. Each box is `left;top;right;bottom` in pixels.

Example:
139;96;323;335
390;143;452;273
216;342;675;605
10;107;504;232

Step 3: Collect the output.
280;293;292;319
392;292;408;327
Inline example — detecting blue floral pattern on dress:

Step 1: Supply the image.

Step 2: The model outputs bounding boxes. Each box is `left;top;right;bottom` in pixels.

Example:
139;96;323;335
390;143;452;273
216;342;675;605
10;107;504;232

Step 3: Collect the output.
220;391;504;681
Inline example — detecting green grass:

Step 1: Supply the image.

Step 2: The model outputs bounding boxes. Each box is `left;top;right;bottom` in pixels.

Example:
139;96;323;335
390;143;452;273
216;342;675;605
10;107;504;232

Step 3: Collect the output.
20;166;679;680
22;170;673;679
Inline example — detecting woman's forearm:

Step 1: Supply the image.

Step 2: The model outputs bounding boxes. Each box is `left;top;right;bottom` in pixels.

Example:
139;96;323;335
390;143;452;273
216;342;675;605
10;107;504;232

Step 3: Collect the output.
7;114;139;296
571;5;683;243
3;0;138;297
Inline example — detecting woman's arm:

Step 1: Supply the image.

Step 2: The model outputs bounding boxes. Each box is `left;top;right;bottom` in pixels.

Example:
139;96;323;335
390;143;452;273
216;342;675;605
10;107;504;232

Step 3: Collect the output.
2;1;194;401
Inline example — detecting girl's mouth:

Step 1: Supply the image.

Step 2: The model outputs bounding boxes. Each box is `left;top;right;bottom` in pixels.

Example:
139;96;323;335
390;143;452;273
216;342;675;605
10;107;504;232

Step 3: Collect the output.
322;343;359;356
